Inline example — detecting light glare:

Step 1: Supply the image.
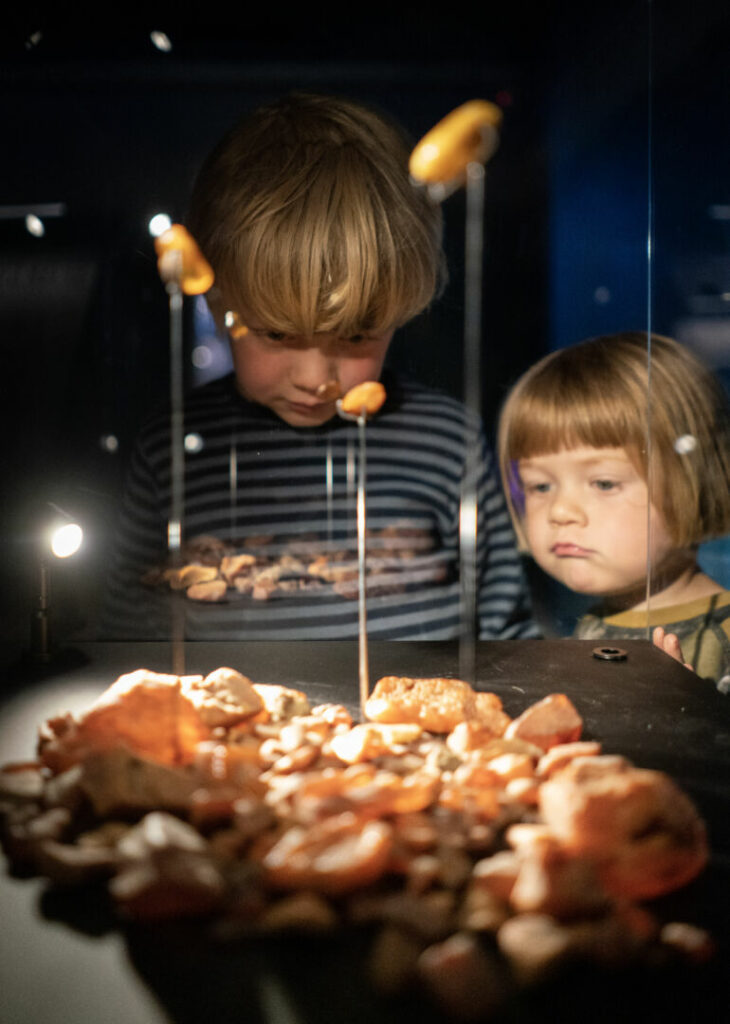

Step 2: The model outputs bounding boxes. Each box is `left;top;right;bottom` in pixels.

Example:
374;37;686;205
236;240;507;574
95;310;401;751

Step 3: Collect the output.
149;213;172;238
191;345;213;369
184;432;204;453
674;434;698;455
100;434;119;453
25;214;45;237
51;523;83;558
150;31;173;52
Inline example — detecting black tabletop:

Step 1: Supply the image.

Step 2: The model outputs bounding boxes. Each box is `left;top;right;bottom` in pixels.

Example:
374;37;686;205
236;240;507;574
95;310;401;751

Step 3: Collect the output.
1;640;728;1023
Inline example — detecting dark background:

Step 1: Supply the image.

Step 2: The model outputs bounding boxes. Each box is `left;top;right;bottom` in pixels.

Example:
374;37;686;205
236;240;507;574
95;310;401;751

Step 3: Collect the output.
1;3;728;667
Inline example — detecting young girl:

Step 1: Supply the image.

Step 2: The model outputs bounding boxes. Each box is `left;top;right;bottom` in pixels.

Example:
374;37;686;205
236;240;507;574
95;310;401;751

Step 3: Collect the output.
498;331;730;687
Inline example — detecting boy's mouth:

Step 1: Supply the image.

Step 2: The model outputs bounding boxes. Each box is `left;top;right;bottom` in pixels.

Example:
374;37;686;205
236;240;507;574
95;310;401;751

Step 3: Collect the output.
281;399;335;423
286;400;330;415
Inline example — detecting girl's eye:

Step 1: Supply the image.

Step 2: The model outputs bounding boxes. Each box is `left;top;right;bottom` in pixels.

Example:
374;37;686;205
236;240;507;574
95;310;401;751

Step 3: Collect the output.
524;481;550;495
594;479;618;491
264;331;287;342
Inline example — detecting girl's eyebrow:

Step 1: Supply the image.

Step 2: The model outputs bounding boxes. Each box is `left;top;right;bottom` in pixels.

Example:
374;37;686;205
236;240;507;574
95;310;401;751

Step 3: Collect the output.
519;452;633;468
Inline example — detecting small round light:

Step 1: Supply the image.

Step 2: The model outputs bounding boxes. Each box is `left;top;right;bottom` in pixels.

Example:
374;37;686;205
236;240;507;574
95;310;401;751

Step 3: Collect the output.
100;434;119;453
674;434;697;455
51;523;83;558
148;213;172;238
184;432;204;453
191;345;213;369
593;286;611;305
150;31;173;53
25;214;45;237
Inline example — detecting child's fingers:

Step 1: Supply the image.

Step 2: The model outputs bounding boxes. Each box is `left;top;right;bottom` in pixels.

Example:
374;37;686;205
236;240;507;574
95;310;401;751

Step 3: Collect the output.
652;626;693;672
652;625;668;652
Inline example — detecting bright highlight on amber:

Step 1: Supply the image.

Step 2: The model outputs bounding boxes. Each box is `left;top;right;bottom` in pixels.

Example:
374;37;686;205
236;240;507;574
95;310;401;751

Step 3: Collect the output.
154;223;215;295
224;310;249;339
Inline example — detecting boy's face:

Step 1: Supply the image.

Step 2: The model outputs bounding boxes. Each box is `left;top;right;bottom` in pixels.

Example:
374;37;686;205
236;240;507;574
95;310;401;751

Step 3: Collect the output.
517;446;675;598
229;326;394;427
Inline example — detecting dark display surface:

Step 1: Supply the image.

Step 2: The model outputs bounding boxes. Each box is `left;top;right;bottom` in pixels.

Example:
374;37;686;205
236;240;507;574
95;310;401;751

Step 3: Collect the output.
1;640;728;1023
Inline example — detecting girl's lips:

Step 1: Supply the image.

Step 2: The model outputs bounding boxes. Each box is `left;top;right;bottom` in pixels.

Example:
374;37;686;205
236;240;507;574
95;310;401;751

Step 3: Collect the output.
551;542;592;557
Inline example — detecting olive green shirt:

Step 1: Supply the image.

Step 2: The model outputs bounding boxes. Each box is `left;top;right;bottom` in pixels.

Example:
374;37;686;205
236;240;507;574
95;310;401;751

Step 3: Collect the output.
575;591;730;690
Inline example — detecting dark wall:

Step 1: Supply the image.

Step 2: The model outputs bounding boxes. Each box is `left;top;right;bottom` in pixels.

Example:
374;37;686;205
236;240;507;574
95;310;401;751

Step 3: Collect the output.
0;12;552;664
1;5;727;659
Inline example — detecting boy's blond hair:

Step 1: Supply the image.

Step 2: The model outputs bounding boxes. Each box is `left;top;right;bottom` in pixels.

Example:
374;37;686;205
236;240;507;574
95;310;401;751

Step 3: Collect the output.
498;331;730;548
187;92;445;337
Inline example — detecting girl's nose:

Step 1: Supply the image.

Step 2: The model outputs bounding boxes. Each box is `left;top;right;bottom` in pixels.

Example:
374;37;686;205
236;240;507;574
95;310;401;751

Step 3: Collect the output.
548;492;587;525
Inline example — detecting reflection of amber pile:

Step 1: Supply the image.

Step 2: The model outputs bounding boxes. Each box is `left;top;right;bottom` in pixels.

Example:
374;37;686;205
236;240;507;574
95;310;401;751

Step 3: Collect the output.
142;526;446;602
0;668;712;1019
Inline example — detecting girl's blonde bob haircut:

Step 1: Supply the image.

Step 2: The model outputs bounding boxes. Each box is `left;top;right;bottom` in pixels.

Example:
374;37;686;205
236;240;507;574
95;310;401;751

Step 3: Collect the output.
498;331;730;549
187;92;445;338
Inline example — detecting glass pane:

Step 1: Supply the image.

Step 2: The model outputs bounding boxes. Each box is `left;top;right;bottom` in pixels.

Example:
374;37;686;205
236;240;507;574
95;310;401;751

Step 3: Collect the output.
2;11;727;689
647;4;730;682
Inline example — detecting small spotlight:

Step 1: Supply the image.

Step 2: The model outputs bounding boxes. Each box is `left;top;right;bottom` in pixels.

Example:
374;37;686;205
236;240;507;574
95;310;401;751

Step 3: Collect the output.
184;432;204;453
149;213;172;237
150;31;173;53
674;434;698;455
25;214;45;237
50;522;83;559
191;345;213;369
25;30;43;50
100;434;119;453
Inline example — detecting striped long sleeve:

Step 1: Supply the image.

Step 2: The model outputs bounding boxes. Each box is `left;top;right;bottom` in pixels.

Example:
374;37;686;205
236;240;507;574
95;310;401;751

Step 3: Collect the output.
100;371;537;641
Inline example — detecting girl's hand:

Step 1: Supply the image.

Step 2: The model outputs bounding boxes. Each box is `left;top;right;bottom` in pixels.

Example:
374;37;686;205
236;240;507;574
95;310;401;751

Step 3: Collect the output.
652;626;693;672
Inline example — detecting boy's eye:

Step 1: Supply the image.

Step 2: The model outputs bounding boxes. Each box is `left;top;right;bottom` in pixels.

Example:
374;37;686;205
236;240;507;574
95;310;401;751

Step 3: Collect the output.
264;331;287;342
594;479;618;491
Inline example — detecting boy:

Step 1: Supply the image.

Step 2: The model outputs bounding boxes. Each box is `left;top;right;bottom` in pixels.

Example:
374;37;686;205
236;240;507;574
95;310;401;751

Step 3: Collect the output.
102;93;536;641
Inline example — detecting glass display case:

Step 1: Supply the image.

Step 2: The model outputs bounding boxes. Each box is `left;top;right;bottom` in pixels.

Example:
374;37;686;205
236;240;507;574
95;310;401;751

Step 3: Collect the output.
2;6;728;669
0;7;728;1023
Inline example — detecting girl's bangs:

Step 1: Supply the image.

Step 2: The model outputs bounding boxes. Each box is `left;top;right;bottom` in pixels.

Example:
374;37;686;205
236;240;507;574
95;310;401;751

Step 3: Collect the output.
507;390;640;460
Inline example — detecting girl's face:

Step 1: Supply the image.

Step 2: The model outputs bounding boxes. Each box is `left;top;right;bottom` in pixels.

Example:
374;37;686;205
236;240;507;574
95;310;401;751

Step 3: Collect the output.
517;445;675;598
229;326;394;427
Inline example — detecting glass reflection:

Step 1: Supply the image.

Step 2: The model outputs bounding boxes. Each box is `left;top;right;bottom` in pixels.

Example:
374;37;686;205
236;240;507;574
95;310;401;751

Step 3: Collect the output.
2;8;727;688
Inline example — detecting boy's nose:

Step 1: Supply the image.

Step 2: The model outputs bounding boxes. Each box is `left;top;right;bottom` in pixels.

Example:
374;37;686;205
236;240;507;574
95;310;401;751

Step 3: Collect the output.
290;346;337;395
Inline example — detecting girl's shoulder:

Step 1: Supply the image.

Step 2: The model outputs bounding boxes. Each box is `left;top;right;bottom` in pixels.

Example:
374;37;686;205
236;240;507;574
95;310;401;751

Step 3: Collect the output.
583;589;730;631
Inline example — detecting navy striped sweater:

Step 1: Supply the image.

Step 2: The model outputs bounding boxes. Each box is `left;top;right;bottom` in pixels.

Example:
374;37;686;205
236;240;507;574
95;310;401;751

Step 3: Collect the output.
100;371;538;641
